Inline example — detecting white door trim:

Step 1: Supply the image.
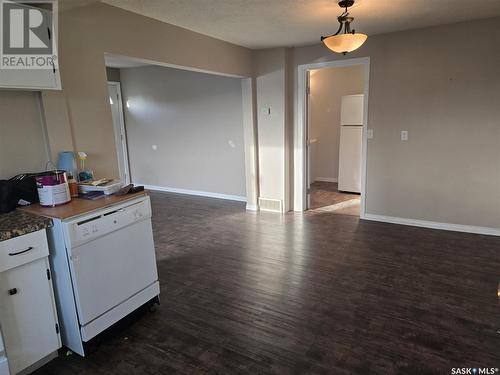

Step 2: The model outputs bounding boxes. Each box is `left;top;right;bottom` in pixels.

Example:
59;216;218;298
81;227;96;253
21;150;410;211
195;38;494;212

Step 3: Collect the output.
108;81;131;184
294;57;370;217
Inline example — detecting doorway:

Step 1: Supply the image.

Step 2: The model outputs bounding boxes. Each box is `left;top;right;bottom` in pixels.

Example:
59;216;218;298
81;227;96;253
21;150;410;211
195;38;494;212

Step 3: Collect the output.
107;81;131;184
294;57;370;217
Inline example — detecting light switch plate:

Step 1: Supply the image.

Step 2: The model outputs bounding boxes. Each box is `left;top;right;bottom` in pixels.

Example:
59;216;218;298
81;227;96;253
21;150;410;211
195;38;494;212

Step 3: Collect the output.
367;129;374;139
260;107;271;116
401;130;408;141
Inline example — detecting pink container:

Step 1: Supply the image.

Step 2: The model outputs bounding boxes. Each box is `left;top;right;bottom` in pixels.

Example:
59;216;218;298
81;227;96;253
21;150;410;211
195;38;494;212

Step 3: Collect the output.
35;170;71;207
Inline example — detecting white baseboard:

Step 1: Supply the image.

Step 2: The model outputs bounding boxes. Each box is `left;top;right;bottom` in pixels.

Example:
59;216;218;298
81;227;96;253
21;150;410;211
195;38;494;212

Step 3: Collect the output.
363;213;500;237
314;177;338;183
139;183;247;202
246;204;258;211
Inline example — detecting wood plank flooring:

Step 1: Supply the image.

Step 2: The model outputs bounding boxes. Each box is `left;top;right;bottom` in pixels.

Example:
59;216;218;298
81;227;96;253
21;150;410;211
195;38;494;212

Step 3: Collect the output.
35;191;500;374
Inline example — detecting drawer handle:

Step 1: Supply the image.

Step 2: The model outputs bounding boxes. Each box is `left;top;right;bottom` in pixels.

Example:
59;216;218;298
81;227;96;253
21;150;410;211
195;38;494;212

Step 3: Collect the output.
8;246;34;256
8;288;17;296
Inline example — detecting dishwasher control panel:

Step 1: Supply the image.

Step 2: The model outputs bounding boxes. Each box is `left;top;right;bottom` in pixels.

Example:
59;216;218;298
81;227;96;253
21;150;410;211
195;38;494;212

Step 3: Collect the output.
65;197;151;246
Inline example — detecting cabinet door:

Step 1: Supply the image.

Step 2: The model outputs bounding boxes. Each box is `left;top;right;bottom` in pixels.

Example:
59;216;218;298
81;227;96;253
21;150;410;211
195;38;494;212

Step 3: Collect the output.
0;2;61;90
0;68;61;90
0;258;60;375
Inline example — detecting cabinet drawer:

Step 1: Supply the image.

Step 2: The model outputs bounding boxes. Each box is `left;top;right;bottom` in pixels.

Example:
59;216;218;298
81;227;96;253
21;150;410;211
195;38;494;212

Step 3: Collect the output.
0;230;49;273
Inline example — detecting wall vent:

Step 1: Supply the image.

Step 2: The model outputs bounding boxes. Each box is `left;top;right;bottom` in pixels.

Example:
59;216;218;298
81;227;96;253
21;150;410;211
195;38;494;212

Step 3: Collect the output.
258;198;283;213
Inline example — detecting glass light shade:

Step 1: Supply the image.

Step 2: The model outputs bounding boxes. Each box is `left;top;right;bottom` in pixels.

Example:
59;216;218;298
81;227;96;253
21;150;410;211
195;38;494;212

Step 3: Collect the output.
322;33;367;54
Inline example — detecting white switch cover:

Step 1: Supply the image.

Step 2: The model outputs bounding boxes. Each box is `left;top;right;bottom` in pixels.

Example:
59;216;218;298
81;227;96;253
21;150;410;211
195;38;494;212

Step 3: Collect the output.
152;145;158;150
261;107;271;115
367;129;374;139
401;130;408;141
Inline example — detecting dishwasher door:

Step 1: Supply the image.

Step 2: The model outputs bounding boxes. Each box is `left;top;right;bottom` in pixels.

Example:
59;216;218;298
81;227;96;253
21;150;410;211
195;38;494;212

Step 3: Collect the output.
67;213;158;326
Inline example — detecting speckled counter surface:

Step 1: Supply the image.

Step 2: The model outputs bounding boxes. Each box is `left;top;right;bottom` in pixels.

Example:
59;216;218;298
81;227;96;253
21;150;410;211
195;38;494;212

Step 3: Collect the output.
0;210;52;242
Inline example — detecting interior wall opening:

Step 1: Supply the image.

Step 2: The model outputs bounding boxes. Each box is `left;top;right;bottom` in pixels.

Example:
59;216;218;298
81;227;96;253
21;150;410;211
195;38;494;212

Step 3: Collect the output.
307;64;365;216
295;57;370;216
104;54;251;205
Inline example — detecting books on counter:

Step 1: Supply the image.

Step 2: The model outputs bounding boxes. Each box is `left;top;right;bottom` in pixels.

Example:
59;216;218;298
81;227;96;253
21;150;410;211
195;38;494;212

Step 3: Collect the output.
79;191;105;200
78;180;123;195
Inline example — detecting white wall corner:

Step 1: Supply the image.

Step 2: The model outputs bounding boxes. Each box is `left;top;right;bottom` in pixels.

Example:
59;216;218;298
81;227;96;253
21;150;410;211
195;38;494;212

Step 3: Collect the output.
246;203;259;211
241;77;259;210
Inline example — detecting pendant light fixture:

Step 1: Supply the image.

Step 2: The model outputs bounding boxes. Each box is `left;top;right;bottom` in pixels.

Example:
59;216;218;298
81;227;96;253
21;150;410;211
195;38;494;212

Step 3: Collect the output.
321;0;367;55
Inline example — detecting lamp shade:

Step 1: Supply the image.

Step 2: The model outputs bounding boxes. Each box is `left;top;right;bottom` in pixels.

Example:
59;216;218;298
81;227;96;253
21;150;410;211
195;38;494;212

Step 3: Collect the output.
322;33;367;54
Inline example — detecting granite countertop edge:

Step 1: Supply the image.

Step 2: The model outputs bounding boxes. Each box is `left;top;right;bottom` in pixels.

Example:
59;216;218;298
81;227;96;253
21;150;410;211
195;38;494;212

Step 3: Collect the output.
0;210;53;242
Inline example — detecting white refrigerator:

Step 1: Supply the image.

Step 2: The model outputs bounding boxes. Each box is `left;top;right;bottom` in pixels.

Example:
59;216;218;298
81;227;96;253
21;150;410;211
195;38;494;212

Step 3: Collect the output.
338;94;364;193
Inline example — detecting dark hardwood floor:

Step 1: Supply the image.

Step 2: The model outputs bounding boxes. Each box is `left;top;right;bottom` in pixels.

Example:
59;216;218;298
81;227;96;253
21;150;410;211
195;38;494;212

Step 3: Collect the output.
309;181;359;211
35;191;500;374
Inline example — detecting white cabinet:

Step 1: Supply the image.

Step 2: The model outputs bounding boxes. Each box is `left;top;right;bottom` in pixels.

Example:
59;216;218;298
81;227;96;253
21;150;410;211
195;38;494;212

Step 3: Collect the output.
0;2;61;90
0;330;4;354
0;68;61;90
0;230;61;374
0;331;9;375
0;358;9;375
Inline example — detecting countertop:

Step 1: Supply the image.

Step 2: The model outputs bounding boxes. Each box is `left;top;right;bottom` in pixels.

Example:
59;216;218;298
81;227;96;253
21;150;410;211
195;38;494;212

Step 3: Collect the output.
0;210;52;242
19;191;147;220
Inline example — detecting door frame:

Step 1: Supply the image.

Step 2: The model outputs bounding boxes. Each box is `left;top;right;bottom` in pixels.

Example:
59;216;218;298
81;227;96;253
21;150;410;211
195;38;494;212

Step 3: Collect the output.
294;57;370;217
108;81;131;184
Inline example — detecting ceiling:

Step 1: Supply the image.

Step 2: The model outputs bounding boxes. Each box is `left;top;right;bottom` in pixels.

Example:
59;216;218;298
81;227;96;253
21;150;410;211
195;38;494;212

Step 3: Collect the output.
100;0;500;49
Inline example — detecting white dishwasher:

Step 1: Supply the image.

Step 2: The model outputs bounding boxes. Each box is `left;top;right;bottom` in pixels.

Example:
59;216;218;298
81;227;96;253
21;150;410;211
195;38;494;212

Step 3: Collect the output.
47;195;160;356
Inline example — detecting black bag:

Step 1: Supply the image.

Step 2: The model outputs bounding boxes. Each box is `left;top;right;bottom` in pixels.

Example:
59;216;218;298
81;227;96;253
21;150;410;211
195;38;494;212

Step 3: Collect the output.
0;173;41;214
0;180;16;213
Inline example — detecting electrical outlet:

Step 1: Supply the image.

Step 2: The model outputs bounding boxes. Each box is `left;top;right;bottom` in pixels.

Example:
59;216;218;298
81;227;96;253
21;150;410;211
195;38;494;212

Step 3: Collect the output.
367;129;374;139
401;130;408;141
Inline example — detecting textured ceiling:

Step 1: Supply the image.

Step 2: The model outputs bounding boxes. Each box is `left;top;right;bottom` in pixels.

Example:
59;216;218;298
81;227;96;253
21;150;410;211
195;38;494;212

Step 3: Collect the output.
100;0;500;49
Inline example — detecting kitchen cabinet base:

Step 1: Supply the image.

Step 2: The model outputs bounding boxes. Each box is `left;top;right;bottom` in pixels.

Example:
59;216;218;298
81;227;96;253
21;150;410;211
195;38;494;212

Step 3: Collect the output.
16;351;57;375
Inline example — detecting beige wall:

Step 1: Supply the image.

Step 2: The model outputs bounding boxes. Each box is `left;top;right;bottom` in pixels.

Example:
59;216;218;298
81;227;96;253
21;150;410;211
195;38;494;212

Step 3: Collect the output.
30;3;499;228
44;2;253;179
309;65;364;182
0;91;49;179
41;90;75;164
120;66;246;197
292;17;500;228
